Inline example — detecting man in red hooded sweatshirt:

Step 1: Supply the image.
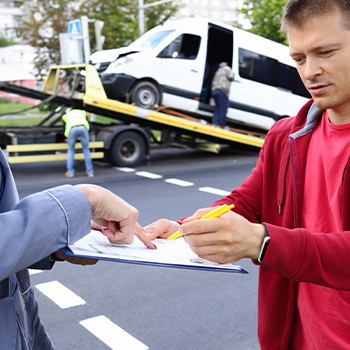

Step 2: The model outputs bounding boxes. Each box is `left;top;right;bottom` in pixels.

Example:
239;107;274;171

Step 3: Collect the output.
143;1;350;348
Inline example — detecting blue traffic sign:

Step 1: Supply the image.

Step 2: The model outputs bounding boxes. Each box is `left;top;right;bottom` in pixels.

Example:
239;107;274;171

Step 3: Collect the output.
68;19;81;35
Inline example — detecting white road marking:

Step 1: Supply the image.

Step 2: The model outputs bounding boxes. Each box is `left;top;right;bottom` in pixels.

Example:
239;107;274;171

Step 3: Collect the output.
199;186;231;196
35;280;86;309
165;178;194;187
80;315;149;350
114;167;230;197
114;167;136;172
135;171;162;179
28;269;43;275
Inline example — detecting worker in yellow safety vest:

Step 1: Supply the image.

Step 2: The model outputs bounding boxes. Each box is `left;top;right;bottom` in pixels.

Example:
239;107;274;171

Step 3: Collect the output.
62;109;94;178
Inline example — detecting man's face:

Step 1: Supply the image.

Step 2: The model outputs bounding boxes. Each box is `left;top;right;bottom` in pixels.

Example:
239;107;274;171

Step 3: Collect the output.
289;9;350;122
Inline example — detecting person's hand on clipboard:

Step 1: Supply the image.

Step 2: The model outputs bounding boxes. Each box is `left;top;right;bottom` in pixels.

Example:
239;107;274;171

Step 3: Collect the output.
143;204;265;264
53;184;157;266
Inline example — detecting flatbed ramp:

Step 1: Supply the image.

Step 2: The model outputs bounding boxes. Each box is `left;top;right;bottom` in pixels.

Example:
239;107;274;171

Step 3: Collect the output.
0;64;264;166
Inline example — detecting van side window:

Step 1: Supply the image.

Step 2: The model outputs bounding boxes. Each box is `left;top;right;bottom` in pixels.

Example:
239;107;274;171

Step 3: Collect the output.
292;70;310;98
158;34;201;60
239;48;310;98
277;62;310;97
239;48;278;86
277;64;293;90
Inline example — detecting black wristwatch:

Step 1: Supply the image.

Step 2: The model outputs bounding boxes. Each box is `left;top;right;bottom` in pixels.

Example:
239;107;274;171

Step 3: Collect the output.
257;224;270;263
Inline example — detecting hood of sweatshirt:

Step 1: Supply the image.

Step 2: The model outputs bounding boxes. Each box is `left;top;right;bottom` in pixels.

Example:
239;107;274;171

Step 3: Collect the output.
277;100;323;218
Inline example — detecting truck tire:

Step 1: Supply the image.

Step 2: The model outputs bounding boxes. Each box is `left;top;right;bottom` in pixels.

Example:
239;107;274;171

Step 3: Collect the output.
108;131;146;167
130;81;160;109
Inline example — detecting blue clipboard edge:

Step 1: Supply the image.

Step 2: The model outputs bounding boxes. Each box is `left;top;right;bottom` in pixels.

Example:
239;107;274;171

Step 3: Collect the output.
60;247;248;274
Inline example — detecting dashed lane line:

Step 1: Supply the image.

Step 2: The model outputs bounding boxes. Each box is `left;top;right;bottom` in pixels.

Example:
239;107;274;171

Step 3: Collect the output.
199;187;231;196
165;178;194;187
115;168;230;195
135;171;163;179
35;280;86;309
114;167;135;172
34;279;148;349
80;315;149;350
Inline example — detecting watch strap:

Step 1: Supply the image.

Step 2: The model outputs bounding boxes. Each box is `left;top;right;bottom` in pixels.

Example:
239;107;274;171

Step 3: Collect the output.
258;224;270;263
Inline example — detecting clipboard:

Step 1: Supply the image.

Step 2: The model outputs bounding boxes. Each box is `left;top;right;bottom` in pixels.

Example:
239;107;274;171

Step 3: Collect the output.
61;230;248;274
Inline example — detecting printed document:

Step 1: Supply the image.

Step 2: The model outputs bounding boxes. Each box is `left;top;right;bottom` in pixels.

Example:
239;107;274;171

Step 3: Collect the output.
65;230;248;274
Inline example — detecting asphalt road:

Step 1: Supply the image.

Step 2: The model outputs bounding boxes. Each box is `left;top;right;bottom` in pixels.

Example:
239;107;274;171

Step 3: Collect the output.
12;147;261;350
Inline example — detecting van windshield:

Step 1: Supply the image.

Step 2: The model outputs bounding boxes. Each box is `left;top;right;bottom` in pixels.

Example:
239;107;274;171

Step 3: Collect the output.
136;30;175;50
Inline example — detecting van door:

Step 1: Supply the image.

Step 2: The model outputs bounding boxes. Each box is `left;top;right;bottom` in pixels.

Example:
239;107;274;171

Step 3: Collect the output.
199;24;233;110
157;34;204;112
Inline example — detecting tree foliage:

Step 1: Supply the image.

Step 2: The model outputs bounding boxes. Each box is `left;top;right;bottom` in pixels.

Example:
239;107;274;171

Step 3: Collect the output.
79;0;179;50
239;0;288;45
0;34;16;48
17;0;80;80
17;0;179;80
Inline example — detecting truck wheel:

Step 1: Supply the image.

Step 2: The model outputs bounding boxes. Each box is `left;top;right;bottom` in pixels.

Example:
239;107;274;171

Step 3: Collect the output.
130;81;160;109
109;131;146;167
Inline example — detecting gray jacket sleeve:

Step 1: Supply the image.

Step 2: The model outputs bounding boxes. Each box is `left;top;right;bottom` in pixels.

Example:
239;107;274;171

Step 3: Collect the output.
0;185;91;280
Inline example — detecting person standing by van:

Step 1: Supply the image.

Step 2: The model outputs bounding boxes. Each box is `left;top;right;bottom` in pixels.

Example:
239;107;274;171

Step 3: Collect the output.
62;109;94;178
211;62;235;127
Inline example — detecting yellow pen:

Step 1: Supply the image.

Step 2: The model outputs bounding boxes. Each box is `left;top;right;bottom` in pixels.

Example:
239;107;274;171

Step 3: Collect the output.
167;203;235;240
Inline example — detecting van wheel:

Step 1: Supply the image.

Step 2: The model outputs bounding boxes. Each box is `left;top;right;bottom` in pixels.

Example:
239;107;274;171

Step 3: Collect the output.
130;81;160;109
108;131;146;167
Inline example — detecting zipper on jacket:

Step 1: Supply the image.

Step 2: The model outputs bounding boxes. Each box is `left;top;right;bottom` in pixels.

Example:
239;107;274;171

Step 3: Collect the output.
277;141;291;215
288;137;302;227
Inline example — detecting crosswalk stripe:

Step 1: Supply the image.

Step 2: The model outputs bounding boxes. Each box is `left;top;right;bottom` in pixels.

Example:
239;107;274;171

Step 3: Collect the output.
28;269;43;275
199;186;231;196
80;315;149;350
165;178;194;187
35;280;86;309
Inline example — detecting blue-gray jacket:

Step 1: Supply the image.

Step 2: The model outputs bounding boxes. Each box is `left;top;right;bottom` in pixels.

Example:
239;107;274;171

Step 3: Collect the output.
0;149;91;349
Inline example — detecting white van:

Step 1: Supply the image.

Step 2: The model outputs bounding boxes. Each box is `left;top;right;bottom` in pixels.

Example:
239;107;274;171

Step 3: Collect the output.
97;18;310;131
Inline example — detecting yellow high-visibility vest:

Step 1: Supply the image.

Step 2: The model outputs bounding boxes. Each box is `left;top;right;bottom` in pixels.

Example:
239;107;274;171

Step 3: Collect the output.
62;109;90;138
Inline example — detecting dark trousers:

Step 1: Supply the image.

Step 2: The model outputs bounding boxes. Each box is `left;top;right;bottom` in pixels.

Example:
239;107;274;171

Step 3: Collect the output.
212;89;229;127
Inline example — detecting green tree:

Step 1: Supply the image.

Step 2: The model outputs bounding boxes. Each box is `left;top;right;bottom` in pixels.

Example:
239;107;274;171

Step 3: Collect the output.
17;0;80;81
239;0;288;45
0;34;16;48
17;0;179;80
79;0;179;51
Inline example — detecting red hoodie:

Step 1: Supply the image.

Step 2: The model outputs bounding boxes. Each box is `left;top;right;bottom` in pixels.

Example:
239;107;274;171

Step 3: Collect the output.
211;99;350;349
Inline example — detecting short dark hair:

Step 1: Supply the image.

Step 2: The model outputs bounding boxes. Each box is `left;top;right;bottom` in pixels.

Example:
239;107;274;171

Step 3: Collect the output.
281;0;350;34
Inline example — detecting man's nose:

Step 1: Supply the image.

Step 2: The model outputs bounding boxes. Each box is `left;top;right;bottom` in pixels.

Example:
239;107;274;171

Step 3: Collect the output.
303;57;323;81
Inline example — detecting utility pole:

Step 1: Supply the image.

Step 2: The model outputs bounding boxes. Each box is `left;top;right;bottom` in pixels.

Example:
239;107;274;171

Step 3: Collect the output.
138;0;145;36
81;16;91;64
138;0;174;36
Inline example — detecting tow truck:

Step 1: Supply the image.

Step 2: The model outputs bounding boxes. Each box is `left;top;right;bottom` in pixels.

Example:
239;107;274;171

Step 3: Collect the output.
0;64;265;167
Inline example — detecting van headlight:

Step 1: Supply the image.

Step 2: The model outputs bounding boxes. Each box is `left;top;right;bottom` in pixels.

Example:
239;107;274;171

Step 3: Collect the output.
110;56;133;69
